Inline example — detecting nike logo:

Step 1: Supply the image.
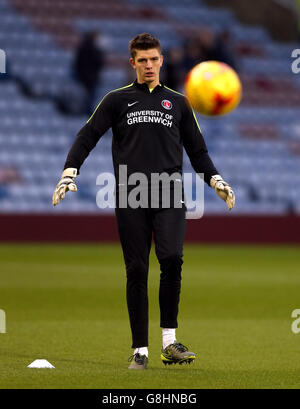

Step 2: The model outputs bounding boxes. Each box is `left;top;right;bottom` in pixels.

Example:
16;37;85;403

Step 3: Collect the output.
128;101;139;107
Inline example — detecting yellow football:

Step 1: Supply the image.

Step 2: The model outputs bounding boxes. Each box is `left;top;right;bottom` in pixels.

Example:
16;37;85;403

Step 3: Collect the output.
184;61;242;116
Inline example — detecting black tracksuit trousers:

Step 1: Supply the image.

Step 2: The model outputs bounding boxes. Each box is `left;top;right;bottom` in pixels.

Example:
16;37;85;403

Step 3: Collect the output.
115;205;186;348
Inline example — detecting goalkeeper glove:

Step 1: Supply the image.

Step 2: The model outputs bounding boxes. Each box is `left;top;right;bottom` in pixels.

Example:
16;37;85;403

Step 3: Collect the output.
210;174;235;210
52;168;78;206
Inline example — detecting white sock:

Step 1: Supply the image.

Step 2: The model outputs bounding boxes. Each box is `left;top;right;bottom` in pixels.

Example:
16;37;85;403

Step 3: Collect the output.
162;328;176;349
134;347;148;357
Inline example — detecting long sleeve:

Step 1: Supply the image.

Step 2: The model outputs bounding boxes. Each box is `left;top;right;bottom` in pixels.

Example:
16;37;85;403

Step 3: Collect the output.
64;91;115;173
180;98;218;185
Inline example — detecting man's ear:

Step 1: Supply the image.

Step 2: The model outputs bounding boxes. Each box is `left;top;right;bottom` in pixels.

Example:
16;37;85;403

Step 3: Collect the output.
160;54;164;67
129;57;135;69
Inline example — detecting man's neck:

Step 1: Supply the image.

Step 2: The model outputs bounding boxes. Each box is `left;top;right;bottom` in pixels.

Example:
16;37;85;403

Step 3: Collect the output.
137;79;160;89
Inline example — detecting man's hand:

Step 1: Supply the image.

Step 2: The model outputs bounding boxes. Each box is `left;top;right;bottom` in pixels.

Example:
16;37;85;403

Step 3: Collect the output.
210;174;235;210
52;168;78;206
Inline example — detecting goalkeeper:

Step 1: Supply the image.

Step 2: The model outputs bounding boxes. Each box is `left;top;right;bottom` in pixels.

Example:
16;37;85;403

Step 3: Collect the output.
52;33;235;370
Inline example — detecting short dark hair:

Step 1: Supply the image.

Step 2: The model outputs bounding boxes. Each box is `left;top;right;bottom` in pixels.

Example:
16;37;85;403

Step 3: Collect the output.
129;33;162;58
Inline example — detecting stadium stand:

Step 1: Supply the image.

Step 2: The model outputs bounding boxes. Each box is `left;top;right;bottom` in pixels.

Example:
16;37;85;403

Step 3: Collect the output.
0;0;300;216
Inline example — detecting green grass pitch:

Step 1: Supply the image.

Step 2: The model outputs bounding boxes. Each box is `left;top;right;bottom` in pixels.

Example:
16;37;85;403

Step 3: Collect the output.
0;243;300;389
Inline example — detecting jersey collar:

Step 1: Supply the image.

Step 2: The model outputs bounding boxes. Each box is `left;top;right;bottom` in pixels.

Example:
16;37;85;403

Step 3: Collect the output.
133;79;164;93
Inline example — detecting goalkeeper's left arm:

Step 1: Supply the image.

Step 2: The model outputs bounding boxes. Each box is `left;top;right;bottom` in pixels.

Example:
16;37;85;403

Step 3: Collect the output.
210;174;235;210
181;97;235;211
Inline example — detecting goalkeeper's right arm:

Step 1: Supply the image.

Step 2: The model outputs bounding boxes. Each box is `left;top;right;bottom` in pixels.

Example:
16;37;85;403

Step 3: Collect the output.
52;168;78;206
52;91;115;207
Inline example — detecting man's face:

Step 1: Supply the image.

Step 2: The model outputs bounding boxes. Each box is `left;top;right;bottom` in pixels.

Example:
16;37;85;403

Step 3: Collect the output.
130;48;163;85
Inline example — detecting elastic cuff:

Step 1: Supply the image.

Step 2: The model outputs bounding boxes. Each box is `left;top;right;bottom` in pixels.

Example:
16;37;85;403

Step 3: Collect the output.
61;168;78;178
209;174;223;188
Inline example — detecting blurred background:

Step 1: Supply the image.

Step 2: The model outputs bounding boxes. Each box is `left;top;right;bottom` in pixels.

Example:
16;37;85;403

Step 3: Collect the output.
0;0;300;242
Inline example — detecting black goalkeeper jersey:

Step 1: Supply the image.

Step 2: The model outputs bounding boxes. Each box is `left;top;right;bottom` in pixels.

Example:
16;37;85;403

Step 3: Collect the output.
64;79;218;187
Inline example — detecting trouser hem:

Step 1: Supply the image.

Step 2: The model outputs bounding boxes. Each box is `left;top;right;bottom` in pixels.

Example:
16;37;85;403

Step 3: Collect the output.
160;323;178;329
132;343;149;348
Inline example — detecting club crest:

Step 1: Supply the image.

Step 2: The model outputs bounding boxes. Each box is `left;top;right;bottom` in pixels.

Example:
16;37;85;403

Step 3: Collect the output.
161;99;172;110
